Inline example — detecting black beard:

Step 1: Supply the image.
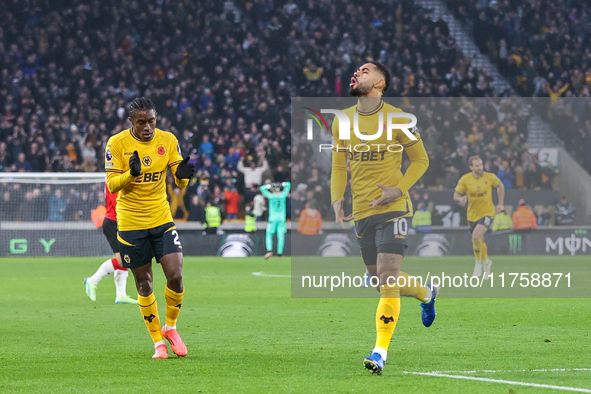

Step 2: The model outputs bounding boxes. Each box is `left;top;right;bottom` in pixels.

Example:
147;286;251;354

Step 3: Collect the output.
349;84;372;96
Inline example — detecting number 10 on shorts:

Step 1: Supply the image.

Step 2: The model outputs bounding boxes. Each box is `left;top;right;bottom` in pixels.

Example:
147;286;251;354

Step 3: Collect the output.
392;218;408;236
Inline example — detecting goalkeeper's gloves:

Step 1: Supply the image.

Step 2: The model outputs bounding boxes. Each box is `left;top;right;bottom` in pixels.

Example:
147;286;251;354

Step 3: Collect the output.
176;156;195;179
129;150;141;177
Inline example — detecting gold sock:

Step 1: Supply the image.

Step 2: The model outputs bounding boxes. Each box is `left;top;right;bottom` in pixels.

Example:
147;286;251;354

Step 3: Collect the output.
472;238;482;261
398;272;428;301
138;293;163;343
164;286;185;328
481;240;488;261
375;283;400;351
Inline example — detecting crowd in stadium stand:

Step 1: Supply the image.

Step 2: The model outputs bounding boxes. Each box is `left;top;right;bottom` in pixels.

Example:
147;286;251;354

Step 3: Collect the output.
0;0;565;223
0;182;104;222
447;0;591;174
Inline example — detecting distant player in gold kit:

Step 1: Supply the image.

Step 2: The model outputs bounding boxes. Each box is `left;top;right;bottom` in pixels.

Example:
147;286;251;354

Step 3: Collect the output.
105;98;195;359
453;155;504;280
331;62;435;375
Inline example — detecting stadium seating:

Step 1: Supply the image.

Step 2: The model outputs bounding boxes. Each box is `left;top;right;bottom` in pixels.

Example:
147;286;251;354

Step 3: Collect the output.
0;0;565;222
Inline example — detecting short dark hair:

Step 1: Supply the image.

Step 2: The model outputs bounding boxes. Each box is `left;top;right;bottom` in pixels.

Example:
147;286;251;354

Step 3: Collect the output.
368;61;391;93
128;97;156;115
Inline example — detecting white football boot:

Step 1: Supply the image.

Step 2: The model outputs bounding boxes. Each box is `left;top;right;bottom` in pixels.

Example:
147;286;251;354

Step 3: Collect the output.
482;259;493;280
472;259;482;278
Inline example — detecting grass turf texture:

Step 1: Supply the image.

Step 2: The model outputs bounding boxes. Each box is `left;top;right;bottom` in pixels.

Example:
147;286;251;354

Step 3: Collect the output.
1;256;589;393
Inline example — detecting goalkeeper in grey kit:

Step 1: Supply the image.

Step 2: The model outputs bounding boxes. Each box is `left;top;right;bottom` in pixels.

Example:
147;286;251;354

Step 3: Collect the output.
260;182;291;258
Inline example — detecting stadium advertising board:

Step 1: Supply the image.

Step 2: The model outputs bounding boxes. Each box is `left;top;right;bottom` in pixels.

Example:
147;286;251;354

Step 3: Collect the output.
3;228;588;258
291;228;591;257
0;230;292;257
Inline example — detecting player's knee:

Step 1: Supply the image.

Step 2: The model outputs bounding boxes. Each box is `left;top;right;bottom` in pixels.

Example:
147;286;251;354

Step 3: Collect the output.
136;279;153;296
471;231;483;240
166;272;183;292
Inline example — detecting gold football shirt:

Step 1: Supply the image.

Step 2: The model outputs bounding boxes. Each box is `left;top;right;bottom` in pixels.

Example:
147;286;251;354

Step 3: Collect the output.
105;128;189;231
455;171;501;222
330;101;429;220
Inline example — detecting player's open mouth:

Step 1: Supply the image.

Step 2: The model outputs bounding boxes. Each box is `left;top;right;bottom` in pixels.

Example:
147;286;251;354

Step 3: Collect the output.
350;77;357;86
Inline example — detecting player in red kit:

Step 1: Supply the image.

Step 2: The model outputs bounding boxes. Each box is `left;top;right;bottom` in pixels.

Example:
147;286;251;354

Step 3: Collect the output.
84;183;138;304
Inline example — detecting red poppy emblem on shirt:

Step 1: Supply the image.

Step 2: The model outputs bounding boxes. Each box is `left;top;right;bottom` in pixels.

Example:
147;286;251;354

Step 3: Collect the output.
157;146;166;156
485;181;488;184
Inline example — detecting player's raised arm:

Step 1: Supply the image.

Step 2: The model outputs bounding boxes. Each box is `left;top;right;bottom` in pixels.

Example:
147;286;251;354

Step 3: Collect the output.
259;183;272;198
279;181;291;197
168;139;194;188
105;138;138;193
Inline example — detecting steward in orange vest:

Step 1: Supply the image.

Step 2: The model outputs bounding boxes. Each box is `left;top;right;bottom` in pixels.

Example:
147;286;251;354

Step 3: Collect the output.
91;205;107;228
297;202;323;235
512;199;538;231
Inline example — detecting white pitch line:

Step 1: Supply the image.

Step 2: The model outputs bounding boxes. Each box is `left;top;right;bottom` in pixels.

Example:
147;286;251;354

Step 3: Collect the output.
252;272;293;278
407;372;591;393
426;368;591;374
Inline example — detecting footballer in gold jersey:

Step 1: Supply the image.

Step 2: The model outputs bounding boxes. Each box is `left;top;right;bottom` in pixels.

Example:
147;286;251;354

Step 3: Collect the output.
453;155;505;280
330;62;436;375
330;101;423;221
105;97;195;360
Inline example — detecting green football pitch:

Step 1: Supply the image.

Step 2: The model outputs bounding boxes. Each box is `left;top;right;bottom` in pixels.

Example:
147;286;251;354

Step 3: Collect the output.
1;256;590;393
